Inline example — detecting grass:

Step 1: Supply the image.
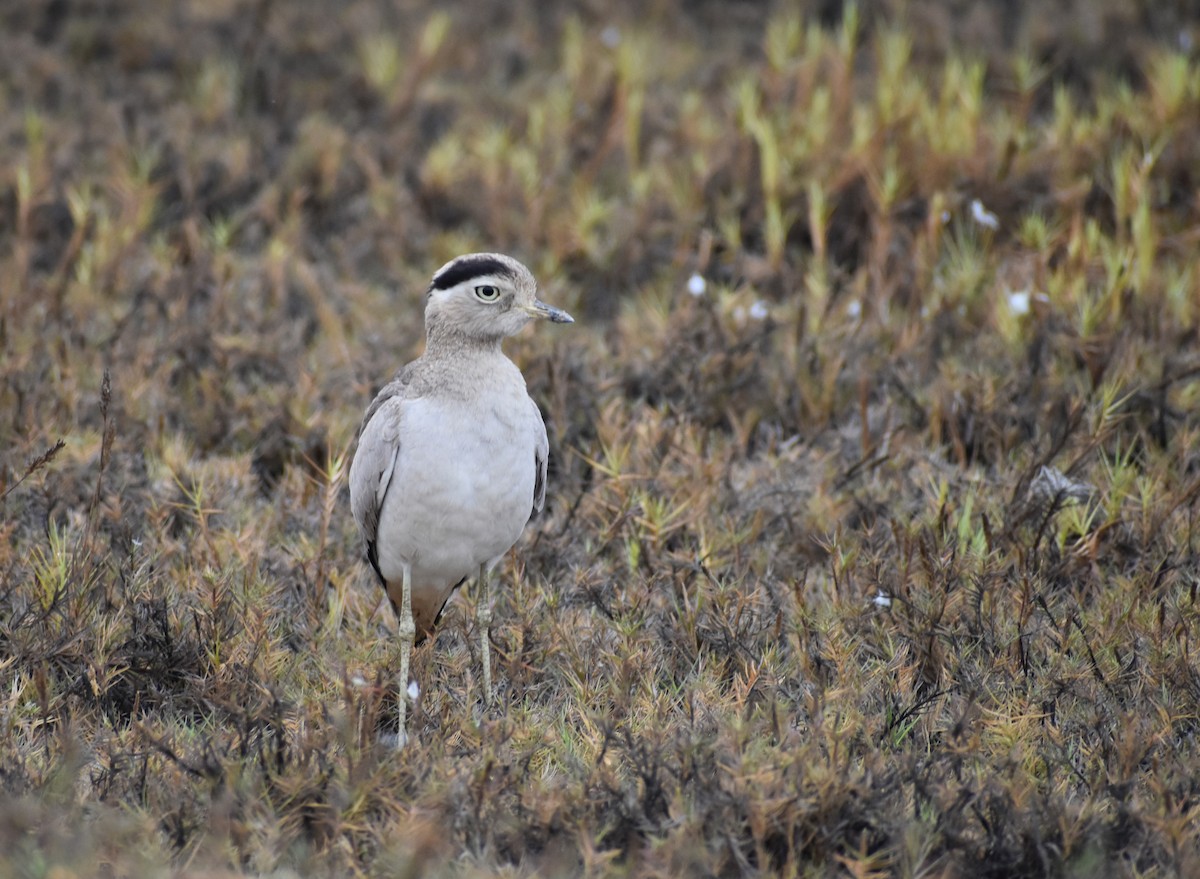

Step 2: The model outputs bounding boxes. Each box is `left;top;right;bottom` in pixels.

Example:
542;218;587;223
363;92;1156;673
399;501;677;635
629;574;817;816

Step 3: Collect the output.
2;0;1199;875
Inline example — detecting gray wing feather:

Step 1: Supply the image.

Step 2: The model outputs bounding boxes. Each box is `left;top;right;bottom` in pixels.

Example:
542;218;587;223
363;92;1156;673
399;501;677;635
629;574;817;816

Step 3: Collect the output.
530;397;549;519
349;378;410;583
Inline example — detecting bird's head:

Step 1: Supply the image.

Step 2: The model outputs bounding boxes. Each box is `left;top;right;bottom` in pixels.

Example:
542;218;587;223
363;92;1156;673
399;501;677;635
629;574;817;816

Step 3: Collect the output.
424;253;573;343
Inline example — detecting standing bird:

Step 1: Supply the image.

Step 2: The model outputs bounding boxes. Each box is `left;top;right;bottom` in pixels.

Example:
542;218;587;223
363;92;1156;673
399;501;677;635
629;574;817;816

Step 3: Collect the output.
348;253;573;742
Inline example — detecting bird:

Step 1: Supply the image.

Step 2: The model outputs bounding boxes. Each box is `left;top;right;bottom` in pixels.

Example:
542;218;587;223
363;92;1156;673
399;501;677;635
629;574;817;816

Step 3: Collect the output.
348;252;573;743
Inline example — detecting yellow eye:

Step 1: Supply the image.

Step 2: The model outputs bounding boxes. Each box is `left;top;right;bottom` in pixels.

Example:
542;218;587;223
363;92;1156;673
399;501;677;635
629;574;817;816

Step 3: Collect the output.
474;285;500;301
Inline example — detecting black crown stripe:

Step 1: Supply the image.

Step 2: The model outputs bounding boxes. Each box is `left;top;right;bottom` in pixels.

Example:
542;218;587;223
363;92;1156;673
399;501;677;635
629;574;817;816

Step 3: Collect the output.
429;256;515;292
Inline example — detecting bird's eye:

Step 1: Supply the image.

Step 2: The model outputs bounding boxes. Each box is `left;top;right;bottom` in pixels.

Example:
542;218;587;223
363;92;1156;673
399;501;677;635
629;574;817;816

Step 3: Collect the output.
474;285;500;302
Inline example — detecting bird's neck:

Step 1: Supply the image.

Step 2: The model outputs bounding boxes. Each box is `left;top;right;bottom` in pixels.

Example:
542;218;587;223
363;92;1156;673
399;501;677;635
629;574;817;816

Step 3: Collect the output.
423;322;504;358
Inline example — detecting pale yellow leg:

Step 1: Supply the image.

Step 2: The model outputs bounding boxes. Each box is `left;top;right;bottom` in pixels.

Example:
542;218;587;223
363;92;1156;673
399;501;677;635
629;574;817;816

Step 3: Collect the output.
477;562;493;704
396;561;415;746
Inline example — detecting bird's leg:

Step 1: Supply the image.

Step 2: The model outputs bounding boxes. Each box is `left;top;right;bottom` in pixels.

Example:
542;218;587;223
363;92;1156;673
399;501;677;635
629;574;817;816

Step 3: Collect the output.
477;562;493;705
396;561;415;746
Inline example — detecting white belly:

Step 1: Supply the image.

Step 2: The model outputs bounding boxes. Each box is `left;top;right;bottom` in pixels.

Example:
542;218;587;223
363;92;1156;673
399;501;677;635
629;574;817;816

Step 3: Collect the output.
375;393;537;588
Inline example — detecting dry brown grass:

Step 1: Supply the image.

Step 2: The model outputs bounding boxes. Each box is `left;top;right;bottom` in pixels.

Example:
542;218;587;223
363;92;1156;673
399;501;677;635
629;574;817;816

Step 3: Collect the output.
2;1;1200;876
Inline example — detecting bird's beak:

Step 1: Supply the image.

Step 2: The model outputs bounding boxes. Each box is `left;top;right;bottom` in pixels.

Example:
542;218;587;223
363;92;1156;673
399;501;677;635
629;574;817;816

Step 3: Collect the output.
524;299;574;324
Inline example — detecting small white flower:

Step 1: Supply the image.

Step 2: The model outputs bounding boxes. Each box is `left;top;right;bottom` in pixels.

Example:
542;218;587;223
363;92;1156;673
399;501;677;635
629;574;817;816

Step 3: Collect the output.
846;299;861;318
872;590;892;608
600;25;621;48
1029;466;1094;504
748;300;769;320
406;680;420;702
687;273;706;297
940;210;951;224
970;199;999;230
351;674;367;687
1007;289;1030;315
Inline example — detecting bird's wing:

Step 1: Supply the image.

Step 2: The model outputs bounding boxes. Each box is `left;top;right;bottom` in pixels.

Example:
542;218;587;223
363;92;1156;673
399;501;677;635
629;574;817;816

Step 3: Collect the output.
349;378;410;585
530;397;549;519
